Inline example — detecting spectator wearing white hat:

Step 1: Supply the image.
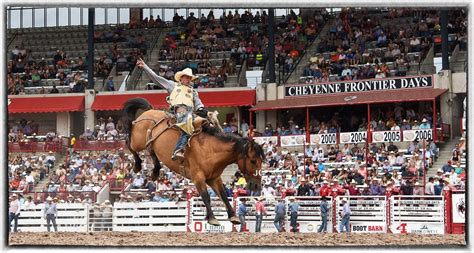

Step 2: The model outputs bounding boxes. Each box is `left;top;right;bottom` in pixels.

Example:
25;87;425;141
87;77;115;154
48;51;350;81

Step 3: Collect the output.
339;198;351;233
413;181;424;195
262;182;275;198
288;196;300;232
9;194;21;233
102;200;113;231
43;196;58;232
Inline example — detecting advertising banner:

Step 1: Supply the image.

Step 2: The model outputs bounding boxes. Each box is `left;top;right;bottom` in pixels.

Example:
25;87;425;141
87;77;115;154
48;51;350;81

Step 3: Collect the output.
452;194;466;223
253;136;278;145
280;135;306;147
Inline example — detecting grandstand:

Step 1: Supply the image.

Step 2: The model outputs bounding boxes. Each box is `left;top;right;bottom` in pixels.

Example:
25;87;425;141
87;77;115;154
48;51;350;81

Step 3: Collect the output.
7;7;466;237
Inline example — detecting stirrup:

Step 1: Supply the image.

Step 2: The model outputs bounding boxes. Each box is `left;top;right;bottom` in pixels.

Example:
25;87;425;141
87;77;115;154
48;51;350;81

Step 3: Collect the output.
172;150;184;160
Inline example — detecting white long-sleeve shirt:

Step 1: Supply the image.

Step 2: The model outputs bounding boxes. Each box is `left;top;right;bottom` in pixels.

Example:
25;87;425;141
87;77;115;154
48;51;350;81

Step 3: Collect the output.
9;199;20;215
142;64;204;110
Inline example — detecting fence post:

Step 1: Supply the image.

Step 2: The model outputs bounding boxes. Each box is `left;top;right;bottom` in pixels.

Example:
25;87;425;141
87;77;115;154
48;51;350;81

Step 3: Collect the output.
331;189;338;233
186;189;192;232
385;189;392;233
443;186;452;234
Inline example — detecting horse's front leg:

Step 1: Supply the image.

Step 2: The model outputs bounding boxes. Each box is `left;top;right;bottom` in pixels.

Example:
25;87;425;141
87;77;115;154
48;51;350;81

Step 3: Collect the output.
208;177;240;225
194;175;220;226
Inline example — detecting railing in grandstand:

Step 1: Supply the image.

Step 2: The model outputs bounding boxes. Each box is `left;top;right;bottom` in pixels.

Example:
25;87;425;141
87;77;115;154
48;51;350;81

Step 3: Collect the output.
8;141;63;153
73;140;127;151
107;178;131;192
33;191;98;203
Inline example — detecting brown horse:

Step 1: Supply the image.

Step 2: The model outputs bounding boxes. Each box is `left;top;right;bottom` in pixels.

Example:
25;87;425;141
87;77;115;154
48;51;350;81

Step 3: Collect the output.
122;98;264;226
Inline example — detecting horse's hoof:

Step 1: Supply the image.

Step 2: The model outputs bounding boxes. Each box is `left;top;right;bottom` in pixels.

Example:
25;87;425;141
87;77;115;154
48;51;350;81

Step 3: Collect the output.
208;218;221;226
229;216;241;225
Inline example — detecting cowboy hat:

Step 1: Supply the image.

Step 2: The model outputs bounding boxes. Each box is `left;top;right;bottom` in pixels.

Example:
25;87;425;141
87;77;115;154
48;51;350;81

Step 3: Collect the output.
257;196;265;201
46;196;53;201
174;68;198;82
342;198;348;202
288;196;296;201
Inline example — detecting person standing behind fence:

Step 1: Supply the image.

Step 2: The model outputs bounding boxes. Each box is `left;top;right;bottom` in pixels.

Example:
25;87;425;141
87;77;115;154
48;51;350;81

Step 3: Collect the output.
9;194;21;233
273;198;286;232
238;198;248;232
318;196;328;233
43;196;58;232
255;196;267;232
288;196;300;232
102;200;113;231
339;198;351;233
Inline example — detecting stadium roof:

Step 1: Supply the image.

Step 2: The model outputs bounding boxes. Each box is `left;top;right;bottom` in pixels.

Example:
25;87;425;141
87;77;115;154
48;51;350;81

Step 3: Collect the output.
91;89;256;111
250;88;448;111
8;95;85;114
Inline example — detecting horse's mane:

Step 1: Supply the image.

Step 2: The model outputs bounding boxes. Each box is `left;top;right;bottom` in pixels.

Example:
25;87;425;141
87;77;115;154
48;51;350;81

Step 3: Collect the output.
202;124;265;160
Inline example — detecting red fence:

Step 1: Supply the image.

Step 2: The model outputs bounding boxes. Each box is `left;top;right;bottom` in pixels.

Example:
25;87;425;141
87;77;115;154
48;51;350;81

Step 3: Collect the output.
8;141;64;153
73;140;127;151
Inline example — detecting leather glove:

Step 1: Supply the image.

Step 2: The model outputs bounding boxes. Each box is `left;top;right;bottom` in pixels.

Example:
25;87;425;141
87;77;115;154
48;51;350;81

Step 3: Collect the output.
196;108;208;118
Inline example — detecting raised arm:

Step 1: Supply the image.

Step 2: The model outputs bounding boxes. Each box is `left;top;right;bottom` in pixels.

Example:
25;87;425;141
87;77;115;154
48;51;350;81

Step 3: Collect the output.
136;58;175;93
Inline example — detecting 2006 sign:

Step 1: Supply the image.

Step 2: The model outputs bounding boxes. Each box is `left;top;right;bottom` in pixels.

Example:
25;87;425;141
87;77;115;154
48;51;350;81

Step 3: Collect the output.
414;129;432;141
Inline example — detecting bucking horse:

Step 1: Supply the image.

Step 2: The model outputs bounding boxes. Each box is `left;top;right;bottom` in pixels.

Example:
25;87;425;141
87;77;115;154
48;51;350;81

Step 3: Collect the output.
122;98;264;226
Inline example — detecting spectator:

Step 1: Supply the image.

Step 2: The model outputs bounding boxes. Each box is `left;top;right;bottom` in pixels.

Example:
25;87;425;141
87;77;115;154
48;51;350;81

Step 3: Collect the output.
413;182;424;195
273;198;286;232
338;197;351;233
43;196;58;232
425;177;435;195
238;198;248;232
9;194;21;233
318;196;329;233
105;76;115;91
254;196;267;232
442;160;453;173
288;196;300;232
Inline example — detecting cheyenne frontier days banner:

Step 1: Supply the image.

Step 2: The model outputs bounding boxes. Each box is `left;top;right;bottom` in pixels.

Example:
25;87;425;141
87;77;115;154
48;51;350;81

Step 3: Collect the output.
285;76;433;97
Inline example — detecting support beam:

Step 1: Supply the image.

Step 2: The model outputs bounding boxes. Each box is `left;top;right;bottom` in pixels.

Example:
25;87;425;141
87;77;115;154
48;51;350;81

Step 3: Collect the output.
267;8;276;83
366;104;371;166
433;99;437;142
87;8;95;89
440;10;449;70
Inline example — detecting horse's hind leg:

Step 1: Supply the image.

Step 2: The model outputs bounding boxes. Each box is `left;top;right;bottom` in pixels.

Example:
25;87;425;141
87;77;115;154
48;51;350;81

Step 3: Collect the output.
131;151;142;173
194;175;220;226
208;177;240;225
150;152;162;180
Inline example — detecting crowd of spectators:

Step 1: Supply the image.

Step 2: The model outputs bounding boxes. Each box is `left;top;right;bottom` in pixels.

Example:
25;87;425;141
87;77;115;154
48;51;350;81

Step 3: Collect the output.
80;116;126;141
299;8;467;83
8;24;151;95
9;151;56;193
147;9;326;89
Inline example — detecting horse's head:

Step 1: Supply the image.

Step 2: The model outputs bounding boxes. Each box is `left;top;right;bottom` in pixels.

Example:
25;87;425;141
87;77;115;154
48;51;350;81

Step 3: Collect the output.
236;139;265;193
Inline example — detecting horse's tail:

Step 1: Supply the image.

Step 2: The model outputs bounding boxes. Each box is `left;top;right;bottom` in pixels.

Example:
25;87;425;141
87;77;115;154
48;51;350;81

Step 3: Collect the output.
122;98;153;144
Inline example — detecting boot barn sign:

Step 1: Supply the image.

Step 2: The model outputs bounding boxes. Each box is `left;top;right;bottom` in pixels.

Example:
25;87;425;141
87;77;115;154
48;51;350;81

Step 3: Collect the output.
285;76;433;97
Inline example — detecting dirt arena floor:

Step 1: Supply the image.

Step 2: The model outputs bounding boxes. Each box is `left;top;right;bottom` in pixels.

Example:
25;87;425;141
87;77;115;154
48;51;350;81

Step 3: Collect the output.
9;232;466;247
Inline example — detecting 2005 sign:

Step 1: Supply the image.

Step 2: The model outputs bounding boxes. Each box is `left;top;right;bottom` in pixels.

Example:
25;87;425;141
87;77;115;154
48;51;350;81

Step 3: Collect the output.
383;131;401;142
